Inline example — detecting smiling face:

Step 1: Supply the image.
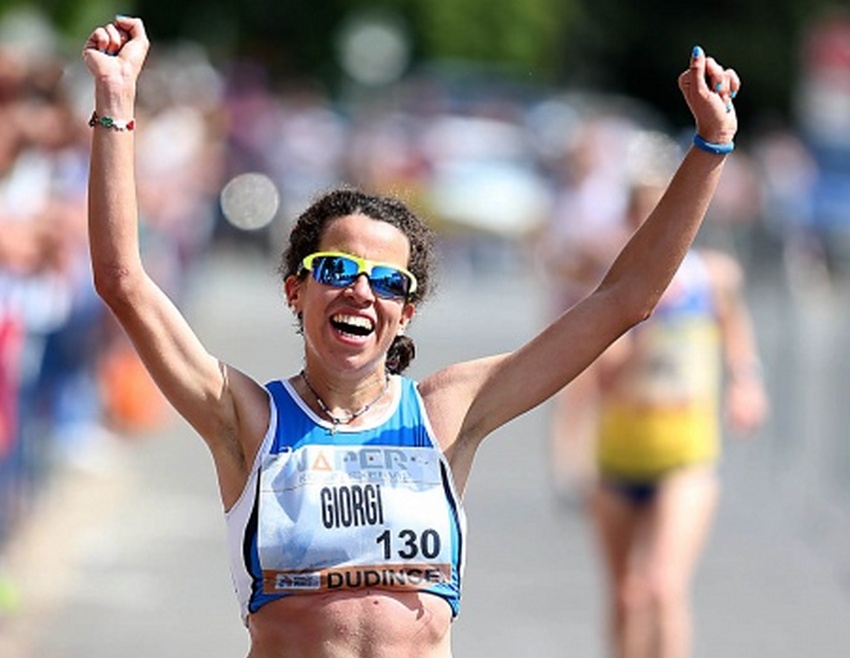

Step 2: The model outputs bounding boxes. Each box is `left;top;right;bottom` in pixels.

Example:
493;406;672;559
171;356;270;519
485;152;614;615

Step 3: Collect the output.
285;213;416;376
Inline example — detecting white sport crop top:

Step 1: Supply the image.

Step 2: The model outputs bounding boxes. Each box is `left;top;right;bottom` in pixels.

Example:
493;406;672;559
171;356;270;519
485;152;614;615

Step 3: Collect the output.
225;375;467;624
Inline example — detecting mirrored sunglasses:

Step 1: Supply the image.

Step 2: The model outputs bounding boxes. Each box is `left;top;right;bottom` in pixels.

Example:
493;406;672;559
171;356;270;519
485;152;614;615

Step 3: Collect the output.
301;251;418;300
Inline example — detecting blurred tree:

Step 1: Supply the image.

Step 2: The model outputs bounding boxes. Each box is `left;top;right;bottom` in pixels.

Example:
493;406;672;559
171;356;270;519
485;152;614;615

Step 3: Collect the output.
563;0;842;133
128;0;573;85
0;0;124;52
411;0;571;77
4;0;843;129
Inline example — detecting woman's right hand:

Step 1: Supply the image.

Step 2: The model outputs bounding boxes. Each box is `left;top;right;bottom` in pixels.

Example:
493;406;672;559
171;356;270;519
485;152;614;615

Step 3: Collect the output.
82;16;149;96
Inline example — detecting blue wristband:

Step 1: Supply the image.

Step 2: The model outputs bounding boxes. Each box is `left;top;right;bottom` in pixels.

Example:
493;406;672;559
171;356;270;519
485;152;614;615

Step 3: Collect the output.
693;133;734;155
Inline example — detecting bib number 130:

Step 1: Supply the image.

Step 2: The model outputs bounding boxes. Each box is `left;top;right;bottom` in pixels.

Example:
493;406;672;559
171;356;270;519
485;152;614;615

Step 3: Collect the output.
376;528;441;560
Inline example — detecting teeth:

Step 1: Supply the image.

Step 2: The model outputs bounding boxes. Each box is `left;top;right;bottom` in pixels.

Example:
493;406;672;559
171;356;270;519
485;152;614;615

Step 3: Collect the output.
332;314;373;330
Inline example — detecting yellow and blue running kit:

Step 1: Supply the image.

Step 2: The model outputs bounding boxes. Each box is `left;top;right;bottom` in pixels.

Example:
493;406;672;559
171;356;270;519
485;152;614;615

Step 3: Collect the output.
225;376;467;624
597;251;721;490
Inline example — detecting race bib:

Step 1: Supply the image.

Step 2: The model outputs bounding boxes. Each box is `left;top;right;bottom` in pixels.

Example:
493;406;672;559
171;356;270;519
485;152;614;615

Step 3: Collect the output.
257;444;455;594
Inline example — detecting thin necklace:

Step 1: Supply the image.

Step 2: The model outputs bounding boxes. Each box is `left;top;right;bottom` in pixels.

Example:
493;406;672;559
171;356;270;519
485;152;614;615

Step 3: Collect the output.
300;370;390;432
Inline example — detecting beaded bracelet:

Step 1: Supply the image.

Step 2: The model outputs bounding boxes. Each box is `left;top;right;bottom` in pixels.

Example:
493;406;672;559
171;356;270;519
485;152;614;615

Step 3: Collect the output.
693;133;734;155
89;111;136;131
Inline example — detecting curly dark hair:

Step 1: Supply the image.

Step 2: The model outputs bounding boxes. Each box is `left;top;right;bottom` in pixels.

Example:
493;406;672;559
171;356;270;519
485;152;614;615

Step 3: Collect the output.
279;186;437;375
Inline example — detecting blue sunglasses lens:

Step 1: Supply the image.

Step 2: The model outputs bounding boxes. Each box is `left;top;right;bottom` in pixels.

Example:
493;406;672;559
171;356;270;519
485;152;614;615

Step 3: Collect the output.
369;266;410;298
313;256;358;287
311;256;410;299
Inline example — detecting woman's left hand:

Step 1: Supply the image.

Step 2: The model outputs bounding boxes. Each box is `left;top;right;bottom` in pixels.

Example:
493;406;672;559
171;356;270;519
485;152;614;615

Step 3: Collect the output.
678;46;740;146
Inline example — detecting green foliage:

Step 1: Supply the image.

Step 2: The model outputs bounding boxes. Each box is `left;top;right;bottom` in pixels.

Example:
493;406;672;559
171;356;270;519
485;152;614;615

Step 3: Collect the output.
562;0;844;127
0;0;129;55
414;0;572;78
6;0;843;127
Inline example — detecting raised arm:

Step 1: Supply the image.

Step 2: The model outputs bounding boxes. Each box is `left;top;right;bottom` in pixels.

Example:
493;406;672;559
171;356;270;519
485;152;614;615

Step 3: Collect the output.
429;46;741;457
596;48;739;324
83;17;268;504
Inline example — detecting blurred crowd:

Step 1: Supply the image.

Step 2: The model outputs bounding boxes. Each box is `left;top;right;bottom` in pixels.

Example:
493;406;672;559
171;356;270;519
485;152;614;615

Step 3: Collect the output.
1;22;850;606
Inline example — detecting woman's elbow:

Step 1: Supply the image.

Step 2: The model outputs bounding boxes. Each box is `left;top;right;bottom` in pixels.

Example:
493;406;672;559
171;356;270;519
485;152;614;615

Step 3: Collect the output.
585;280;661;341
92;263;142;309
607;289;657;334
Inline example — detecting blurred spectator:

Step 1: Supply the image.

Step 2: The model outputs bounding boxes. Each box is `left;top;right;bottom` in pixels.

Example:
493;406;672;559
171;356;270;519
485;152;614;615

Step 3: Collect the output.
752;122;823;296
0;34;226;555
0;48;89;531
213;61;282;250
792;9;850;286
272;83;348;222
533;112;637;503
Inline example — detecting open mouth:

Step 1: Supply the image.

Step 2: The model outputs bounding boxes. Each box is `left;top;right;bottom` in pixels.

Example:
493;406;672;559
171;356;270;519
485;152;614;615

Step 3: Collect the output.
330;313;374;337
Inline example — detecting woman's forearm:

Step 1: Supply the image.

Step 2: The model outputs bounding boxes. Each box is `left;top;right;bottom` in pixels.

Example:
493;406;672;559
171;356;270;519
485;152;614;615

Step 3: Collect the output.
85;39;147;296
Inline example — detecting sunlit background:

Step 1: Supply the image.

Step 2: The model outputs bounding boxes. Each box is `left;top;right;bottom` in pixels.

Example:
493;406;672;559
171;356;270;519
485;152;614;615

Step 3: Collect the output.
1;1;850;656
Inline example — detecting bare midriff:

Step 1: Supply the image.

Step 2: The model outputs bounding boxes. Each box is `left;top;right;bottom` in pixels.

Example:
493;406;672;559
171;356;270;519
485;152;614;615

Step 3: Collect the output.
246;589;453;658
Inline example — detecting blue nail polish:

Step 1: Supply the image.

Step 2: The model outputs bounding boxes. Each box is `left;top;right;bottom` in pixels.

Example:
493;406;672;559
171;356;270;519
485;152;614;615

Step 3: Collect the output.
692;45;703;59
726;102;733;113
714;82;722;92
731;90;738;99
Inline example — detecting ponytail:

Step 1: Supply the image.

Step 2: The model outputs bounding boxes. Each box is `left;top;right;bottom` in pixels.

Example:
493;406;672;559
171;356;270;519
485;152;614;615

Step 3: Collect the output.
386;335;415;375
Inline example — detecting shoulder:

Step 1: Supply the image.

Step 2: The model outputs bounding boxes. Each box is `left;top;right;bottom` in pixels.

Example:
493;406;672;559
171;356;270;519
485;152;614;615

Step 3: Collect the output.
417;355;507;401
